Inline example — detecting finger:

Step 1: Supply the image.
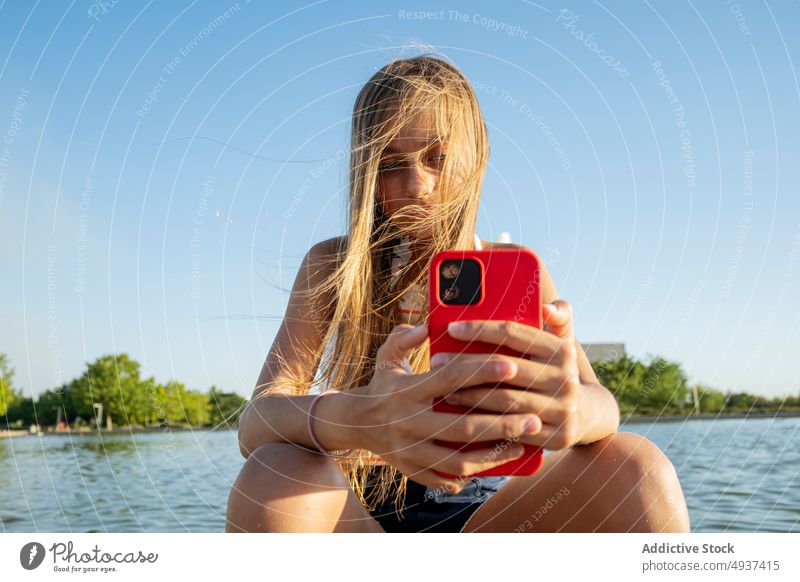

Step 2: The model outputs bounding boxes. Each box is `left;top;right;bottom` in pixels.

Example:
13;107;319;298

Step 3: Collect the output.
418;409;541;445
513;422;575;450
443;387;566;420
376;324;428;373
431;352;569;394
411;440;527;481
543;300;573;338
447;319;561;359
414;355;519;400
542;300;571;328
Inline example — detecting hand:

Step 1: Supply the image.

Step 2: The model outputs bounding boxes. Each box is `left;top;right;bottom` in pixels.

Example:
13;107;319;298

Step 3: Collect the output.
542;299;574;340
431;299;583;451
351;323;542;493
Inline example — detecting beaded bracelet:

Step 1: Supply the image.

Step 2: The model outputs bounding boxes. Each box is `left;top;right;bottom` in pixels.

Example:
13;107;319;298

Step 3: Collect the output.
307;390;353;458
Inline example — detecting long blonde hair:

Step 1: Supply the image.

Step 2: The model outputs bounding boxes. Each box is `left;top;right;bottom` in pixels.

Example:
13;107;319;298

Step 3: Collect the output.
273;53;490;514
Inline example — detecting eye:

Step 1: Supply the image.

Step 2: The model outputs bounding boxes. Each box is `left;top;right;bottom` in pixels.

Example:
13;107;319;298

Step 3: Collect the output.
378;159;401;173
428;152;446;168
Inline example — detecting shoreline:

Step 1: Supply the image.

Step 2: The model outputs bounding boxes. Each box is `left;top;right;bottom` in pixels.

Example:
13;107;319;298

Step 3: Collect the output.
0;426;231;439
4;412;800;438
621;411;800;424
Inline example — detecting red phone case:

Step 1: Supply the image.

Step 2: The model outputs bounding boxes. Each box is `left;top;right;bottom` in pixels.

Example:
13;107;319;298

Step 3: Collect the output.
429;246;545;479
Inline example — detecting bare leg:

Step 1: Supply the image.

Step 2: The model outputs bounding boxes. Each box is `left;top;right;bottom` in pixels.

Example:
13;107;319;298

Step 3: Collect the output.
462;432;691;533
226;442;385;532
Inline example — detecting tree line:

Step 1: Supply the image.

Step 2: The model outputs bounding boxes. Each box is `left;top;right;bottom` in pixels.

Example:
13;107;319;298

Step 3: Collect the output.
0;353;247;429
2;351;798;430
591;354;800;416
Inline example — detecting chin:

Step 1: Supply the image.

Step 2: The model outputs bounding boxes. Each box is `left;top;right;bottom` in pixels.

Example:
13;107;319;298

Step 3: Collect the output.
392;211;432;236
416;225;434;239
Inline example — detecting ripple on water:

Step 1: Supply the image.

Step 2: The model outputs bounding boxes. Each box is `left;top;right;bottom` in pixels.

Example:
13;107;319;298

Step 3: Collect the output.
0;515;23;524
2;422;796;532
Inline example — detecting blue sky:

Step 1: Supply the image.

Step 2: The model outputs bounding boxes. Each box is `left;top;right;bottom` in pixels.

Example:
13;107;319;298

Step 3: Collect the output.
1;1;798;400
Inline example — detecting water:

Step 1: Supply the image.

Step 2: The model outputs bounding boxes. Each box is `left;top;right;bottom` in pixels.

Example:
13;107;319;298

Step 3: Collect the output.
623;416;800;532
1;418;798;532
0;429;241;533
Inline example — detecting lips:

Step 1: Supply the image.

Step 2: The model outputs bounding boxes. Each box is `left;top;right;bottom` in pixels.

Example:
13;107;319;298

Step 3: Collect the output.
407;204;433;218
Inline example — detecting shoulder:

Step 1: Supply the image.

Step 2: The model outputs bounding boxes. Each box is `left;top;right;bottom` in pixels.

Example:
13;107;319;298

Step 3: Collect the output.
288;237;347;321
309;235;347;259
306;236;347;267
481;240;558;304
297;236;346;287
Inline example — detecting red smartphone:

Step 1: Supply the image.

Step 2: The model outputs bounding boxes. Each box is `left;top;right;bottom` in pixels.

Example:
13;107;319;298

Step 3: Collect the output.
429;246;545;478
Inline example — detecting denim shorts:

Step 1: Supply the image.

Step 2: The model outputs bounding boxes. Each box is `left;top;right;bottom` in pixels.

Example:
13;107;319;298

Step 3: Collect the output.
364;468;510;533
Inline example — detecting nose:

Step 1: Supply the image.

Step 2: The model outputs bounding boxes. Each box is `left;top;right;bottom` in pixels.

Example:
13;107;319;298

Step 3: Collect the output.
401;161;435;203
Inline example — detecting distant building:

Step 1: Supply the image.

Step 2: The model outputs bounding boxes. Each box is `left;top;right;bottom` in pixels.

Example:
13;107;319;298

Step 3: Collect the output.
581;342;626;364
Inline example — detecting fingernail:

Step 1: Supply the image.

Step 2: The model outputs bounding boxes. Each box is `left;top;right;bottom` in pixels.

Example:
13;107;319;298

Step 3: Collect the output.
444;393;458;404
431;353;451;367
509;445;525;458
448;321;467;335
405;324;426;336
495;360;517;377
524;416;540;434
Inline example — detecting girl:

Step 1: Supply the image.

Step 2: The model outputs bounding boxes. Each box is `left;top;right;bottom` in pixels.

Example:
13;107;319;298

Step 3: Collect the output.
226;55;690;533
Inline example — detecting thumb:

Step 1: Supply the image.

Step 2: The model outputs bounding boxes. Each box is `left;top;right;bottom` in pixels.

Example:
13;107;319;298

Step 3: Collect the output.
542;300;572;337
378;323;428;373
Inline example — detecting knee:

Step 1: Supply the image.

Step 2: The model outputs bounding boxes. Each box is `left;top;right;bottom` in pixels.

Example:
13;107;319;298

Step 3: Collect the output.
234;442;348;493
585;432;690;530
581;432;683;496
226;442;349;532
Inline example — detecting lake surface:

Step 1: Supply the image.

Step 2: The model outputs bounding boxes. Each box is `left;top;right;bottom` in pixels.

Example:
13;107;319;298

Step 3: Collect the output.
1;417;798;532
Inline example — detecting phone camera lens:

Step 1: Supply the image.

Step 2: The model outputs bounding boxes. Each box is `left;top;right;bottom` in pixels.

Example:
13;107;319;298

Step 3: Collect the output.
441;261;460;280
443;286;460;301
437;257;480;306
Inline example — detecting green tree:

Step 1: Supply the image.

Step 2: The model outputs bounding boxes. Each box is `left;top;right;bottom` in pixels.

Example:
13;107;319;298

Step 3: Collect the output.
144;380;172;426
163;380;188;425
0;353;17;417
592;355;646;414
593;354;691;414
68;354;149;426
640;356;689;413
208;386;248;427
771;394;800;411
35;387;70;425
724;391;758;412
4;394;35;426
140;376;165;426
183;390;210;426
693;384;726;413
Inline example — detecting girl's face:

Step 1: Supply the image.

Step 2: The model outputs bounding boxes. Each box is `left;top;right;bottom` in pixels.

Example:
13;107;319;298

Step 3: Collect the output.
376;112;448;238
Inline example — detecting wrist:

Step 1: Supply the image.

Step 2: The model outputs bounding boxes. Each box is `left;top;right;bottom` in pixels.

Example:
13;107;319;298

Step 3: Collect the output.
575;382;593;446
312;390;368;453
575;381;619;445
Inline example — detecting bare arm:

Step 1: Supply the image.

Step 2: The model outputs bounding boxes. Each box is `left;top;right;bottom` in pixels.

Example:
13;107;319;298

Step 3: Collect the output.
570;302;620;445
538;258;620;444
238;390;366;458
237;237;366;458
